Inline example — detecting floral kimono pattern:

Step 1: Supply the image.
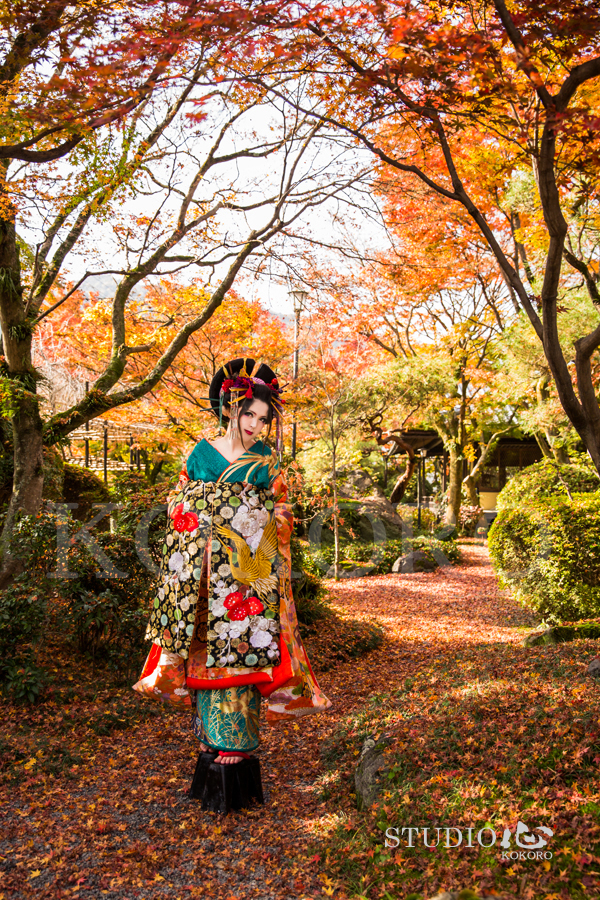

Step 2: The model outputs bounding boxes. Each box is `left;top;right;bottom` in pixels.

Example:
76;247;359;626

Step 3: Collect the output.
145;480;282;668
135;441;331;723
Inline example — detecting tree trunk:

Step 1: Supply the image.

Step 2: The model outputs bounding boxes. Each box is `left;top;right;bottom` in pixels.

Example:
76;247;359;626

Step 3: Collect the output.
464;473;479;506
552;443;570;465
444;445;462;527
462;428;512;505
331;441;340;581
536;374;570;464
389;447;416;503
0;167;45;585
535;431;554;460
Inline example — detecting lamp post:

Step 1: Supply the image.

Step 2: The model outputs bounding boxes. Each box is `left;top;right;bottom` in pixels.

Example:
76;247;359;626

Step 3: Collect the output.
288;286;308;459
84;381;90;468
417;447;427;529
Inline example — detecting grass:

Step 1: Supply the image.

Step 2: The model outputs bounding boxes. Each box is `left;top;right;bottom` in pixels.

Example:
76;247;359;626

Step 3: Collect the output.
317;640;600;900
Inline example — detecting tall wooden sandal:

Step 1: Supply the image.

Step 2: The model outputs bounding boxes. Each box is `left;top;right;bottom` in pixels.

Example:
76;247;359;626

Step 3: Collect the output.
189;750;264;813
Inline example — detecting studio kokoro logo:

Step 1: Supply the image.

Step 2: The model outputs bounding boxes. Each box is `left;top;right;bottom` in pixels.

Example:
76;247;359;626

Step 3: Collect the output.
385;820;554;860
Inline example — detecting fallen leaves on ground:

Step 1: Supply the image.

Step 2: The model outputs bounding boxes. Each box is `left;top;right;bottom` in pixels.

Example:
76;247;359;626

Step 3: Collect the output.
1;542;599;900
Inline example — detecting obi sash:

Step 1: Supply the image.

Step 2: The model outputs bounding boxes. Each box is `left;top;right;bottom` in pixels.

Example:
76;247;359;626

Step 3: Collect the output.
144;479;281;668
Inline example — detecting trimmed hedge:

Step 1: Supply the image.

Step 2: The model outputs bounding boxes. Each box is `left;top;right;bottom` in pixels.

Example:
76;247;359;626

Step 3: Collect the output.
497;454;599;510
488;491;600;623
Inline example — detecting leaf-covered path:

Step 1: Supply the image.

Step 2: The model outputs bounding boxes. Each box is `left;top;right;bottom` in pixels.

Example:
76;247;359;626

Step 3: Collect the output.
2;543;599;900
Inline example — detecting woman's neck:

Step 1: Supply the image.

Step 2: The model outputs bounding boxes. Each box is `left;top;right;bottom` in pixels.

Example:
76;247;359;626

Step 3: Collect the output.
209;429;258;463
223;431;255;453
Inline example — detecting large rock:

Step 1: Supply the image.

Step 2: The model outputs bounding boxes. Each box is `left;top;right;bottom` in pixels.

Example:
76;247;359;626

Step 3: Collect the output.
587;658;600;678
392;549;437;573
354;733;392;811
338;467;404;541
523;623;600;646
325;563;374;579
522;628;557;647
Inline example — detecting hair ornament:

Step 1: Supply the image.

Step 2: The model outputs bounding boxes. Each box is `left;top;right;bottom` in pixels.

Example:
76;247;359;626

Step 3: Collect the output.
209;357;286;452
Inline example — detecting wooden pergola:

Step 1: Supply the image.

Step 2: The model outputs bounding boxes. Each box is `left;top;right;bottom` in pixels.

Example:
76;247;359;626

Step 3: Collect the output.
393;429;543;503
66;420;158;483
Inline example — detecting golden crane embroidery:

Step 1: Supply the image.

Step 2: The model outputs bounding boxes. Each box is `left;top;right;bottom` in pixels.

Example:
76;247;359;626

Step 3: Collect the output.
215;519;279;602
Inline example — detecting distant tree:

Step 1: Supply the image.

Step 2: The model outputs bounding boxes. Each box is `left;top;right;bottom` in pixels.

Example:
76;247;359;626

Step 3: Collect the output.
266;0;600;469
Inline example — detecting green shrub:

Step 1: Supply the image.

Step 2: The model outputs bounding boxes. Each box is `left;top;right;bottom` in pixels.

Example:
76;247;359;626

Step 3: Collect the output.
369;535;460;573
53;531;154;675
0;510;61;697
63;463;111;523
4;663;46;704
2;509;154;689
0;585;47;675
488;492;600;623
397;504;437;533
302;533;460;576
290;537;330;624
110;470;170;546
459;504;484;537
497;454;599;511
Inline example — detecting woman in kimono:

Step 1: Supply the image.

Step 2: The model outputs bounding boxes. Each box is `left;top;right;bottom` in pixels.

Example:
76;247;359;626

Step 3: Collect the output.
134;357;330;770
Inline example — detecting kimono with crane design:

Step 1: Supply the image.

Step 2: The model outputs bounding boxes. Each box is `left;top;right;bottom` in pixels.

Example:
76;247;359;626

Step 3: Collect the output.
134;438;330;751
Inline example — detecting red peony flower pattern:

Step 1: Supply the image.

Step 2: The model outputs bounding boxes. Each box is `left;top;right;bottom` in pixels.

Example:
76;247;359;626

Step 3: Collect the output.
223;591;244;610
171;503;199;533
229;605;250;621
223;590;264;620
245;596;264;615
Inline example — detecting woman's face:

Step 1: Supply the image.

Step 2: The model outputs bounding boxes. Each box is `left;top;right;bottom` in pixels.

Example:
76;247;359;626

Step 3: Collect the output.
237;398;270;441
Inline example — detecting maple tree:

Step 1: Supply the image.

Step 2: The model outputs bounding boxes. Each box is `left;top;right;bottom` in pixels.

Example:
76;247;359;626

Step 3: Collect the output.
264;0;600;473
297;327;366;579
302;177;514;524
1;0;245;571
44;284;294;465
0;4;363;583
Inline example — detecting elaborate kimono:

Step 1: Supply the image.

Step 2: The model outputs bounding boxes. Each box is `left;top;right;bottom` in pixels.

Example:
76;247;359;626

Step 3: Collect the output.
134;438;331;752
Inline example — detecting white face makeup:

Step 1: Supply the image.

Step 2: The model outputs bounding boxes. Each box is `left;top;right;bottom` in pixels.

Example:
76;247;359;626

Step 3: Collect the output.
236;398;270;442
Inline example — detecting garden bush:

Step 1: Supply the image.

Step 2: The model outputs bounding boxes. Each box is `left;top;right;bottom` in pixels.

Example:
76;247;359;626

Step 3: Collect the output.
63;463;111;523
459;504;484;536
369;534;460;573
497;453;599;511
111;470;170;548
0;509;155;696
0;510;65;699
52;531;154;678
397;503;437;532
488;492;600;623
301;533;460;576
290;537;331;624
0;585;47;673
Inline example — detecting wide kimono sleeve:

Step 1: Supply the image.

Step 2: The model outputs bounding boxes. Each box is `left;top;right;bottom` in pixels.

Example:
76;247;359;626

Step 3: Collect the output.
132;460;200;709
264;466;332;723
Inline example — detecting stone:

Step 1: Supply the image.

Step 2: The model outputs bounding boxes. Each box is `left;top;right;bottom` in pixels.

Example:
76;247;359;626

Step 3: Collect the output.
426;892;494;900
587;658;600;678
524;623;600;647
391;550;437;573
337;467;405;540
523;628;558;647
325;564;374;579
354;733;392;811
